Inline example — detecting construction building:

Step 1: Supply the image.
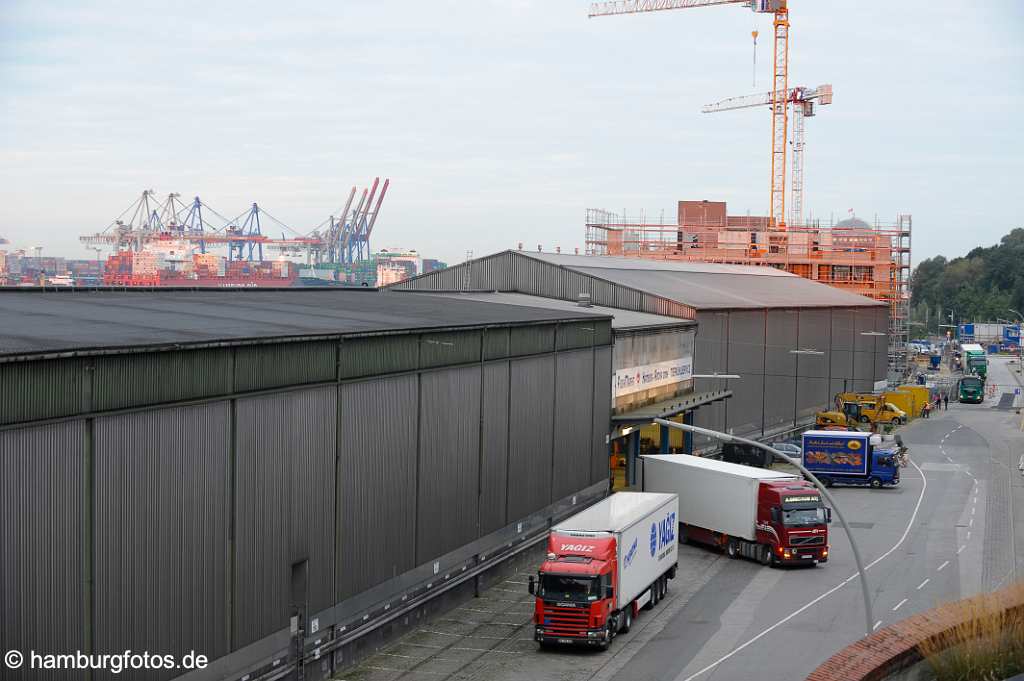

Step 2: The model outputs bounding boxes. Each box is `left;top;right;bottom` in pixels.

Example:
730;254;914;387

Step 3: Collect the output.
0;288;613;681
391;250;888;452
586;201;911;383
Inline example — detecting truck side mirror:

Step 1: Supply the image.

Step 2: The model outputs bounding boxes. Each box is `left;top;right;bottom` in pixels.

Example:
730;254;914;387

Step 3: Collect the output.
528;575;536;595
605;585;614;599
770;507;780;523
826;508;833;524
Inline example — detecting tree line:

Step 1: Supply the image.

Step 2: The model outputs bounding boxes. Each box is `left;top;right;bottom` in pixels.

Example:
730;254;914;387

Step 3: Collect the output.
910;228;1024;334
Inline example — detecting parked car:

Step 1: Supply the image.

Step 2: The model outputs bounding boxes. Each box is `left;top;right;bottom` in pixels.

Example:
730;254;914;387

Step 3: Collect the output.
772;442;802;458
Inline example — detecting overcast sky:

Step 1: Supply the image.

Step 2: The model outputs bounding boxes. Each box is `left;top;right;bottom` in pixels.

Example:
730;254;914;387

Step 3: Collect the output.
1;1;1021;266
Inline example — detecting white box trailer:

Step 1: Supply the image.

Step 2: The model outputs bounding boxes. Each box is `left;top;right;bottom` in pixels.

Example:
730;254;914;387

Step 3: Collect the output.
640;454;832;568
550;492;678;609
641;455;797;540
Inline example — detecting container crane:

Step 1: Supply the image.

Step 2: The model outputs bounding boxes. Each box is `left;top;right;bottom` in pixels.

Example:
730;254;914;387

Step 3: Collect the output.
589;0;791;227
703;83;832;226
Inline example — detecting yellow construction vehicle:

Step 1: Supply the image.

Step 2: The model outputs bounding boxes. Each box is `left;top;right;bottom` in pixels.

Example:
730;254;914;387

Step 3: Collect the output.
816;394;907;428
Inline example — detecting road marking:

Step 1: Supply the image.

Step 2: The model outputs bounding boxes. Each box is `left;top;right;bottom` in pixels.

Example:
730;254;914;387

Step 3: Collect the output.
967;531;971;540
946;456;953;463
937;560;949;572
917;578;930;590
678;458;928;681
958;545;966;554
873;620;882;631
969;518;974;527
892;598;908;611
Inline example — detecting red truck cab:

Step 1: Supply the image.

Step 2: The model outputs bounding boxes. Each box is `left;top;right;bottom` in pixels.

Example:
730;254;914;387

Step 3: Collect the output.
754;480;830;565
532;533;618;647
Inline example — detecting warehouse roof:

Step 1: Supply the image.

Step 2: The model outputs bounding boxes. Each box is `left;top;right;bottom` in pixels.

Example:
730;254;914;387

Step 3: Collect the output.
517;252;883;309
400;291;695;331
0;288;611;359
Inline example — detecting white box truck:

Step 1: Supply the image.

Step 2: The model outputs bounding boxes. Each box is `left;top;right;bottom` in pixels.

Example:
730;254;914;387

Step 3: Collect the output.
641;454;831;566
528;492;678;649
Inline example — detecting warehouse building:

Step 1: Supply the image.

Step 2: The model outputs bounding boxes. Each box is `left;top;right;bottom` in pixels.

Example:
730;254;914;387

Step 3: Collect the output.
401;291;723;487
0;288;614;681
391;250;888;447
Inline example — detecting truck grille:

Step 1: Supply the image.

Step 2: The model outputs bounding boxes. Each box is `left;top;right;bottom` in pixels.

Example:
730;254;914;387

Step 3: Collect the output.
542;605;589;636
790;536;824;546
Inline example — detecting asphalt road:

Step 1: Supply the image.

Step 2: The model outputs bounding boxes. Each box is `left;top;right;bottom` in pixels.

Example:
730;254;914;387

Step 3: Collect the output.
339;357;1024;681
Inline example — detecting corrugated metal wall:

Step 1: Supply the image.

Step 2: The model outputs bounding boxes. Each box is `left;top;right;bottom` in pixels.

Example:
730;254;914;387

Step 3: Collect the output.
93;403;230;675
234;387;336;648
592;346;613;484
92;349;234;412
552;350;594;500
0;422;86;681
797;309;832;418
479;362;510;534
0;359;85;426
336;376;418;601
2;322;614;679
692;311;728;441
507;356;555;519
417;367;481;562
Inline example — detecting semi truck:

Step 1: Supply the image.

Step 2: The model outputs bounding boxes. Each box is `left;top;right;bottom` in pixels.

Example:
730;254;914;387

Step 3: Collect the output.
961;343;988;379
958;375;984;404
802;430;901;488
641;455;830;567
529;492;678;649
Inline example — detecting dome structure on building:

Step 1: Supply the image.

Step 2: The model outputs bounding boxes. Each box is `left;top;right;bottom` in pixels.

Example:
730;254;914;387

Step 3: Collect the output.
834;216;871;229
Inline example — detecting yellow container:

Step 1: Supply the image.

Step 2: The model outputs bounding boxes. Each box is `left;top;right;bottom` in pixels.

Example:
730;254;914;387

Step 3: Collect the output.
885;391;918;419
898;385;931;416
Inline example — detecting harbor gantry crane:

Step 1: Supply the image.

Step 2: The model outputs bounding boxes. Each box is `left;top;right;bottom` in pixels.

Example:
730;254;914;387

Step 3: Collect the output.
703;83;832;226
589;0;791;227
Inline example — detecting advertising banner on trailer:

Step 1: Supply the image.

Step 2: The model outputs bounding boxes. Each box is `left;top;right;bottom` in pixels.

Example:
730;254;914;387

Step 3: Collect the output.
802;432;870;476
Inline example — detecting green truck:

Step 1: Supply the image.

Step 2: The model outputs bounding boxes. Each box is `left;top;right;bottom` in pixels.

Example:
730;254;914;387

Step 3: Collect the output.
961;343;988;379
958;375;984;404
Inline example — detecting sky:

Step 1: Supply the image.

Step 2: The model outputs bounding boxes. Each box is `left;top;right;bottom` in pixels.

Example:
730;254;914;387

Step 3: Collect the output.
1;1;1022;267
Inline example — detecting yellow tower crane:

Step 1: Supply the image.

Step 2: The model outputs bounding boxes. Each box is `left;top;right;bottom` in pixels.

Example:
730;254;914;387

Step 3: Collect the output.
589;0;791;227
702;84;832;226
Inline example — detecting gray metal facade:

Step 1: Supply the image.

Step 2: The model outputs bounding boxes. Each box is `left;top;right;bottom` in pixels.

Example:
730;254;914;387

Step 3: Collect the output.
0;295;613;681
692;306;887;444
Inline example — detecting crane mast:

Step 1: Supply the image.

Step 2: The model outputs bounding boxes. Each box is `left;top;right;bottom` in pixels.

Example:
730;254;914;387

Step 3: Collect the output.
589;0;790;227
703;83;831;226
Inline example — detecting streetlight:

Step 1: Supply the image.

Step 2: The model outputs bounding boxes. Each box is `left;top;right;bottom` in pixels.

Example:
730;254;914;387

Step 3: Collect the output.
653;418;875;638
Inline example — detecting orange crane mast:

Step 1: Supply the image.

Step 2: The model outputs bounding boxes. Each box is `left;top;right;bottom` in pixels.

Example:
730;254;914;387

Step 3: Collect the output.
589;0;791;227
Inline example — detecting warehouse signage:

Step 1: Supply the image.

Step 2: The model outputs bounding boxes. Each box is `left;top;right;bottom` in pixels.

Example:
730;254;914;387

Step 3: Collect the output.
614;357;693;397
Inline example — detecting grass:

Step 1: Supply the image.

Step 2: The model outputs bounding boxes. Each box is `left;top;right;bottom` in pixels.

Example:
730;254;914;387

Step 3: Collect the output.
918;581;1024;681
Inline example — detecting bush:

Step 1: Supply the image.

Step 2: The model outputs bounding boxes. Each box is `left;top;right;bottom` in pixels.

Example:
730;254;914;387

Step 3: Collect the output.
918;581;1024;681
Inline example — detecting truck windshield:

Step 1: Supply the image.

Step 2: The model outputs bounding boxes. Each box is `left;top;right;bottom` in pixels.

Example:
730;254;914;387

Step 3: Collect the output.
539;575;599;601
782;507;825;526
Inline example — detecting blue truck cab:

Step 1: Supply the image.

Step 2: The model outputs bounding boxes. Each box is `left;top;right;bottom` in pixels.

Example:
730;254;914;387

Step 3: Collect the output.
801;430;900;489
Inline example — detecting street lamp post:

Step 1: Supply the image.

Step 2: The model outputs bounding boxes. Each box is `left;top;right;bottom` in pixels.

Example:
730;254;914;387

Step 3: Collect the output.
653;418;876;638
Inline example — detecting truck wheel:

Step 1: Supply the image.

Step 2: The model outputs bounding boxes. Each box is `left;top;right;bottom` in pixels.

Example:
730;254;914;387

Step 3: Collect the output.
659;576;668;599
758;545;771;566
859;415;870;423
870;477;883;489
726;538;739;559
621;605;633;633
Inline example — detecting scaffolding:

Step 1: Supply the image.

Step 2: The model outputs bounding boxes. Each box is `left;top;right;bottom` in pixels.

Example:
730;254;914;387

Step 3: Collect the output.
585;205;912;382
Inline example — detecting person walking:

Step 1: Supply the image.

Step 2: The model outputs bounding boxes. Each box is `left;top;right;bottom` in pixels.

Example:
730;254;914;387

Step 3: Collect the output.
943;394;949;410
923;400;931;419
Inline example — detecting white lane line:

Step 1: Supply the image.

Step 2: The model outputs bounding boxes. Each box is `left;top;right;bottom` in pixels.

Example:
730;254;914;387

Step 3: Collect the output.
892;598;908;611
917;578;930;590
946;456;953;463
967;530;972;540
958;545;966;554
971;507;976;515
970;518;974;527
873;620;882;631
678;458;928;681
937;560;949;572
